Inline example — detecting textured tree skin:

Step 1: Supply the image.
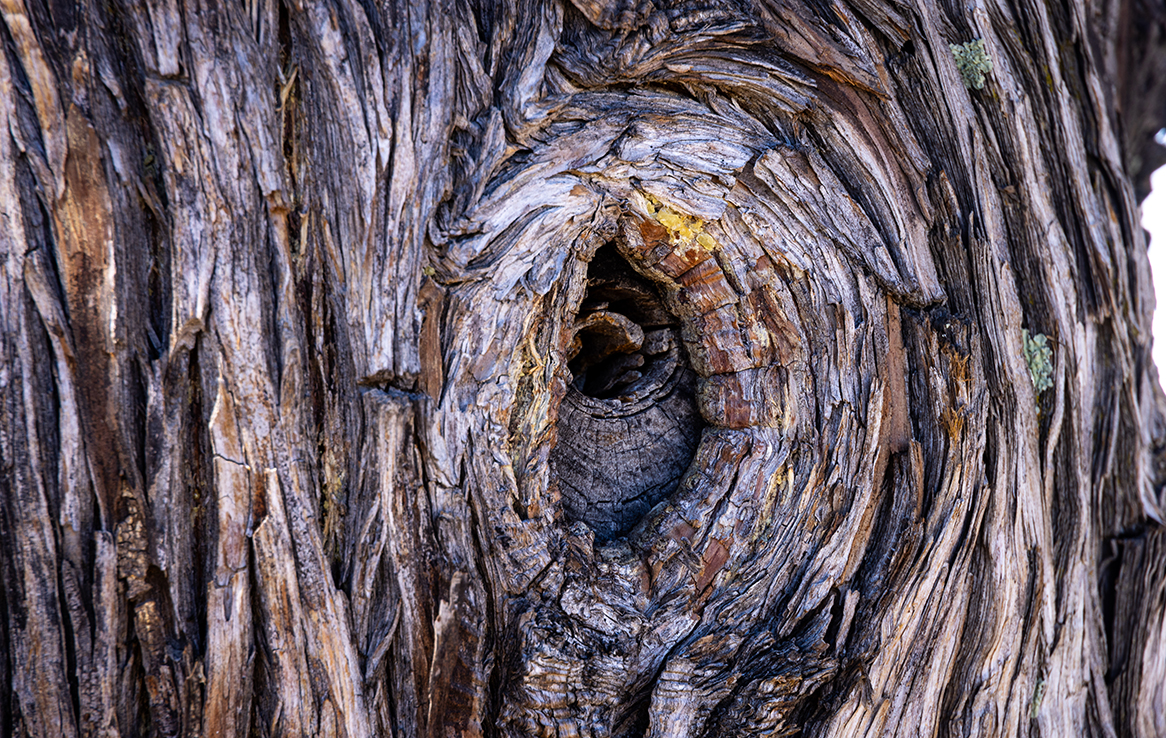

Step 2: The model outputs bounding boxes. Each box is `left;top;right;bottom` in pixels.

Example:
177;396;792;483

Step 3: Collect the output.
1;0;1164;736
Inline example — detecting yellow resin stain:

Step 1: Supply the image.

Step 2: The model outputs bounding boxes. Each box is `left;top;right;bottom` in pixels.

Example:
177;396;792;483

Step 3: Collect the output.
640;192;720;252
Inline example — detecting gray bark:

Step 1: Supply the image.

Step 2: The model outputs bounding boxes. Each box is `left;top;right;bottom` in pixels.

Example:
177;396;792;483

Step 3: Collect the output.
1;0;1165;736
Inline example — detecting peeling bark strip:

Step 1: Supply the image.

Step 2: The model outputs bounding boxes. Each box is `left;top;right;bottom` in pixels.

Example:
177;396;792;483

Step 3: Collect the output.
1;0;1165;735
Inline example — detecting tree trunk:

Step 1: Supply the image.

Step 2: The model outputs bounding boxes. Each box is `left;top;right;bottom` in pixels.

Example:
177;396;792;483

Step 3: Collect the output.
2;0;1165;735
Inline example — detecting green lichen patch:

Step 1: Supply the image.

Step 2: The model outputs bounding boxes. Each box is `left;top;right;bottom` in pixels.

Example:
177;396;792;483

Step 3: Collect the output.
951;39;993;90
1022;329;1054;393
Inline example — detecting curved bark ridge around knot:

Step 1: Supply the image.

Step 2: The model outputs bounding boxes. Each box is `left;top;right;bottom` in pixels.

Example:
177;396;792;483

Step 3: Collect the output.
552;244;703;541
437;64;972;731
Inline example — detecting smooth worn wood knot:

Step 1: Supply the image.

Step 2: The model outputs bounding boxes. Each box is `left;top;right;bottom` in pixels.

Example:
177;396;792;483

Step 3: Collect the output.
552;245;704;541
566;247;681;404
567;310;646;397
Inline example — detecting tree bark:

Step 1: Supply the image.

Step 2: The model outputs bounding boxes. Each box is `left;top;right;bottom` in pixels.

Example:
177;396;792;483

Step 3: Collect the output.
1;0;1165;736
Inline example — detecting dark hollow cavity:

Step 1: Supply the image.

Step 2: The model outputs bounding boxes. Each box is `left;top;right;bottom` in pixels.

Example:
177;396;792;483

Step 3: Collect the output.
551;245;704;541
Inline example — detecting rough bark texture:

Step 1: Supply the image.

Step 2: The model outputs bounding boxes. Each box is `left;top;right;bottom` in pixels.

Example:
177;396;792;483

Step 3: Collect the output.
1;0;1165;736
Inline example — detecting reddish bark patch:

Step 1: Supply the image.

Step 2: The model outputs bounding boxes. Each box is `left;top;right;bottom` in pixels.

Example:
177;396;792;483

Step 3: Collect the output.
695;538;730;592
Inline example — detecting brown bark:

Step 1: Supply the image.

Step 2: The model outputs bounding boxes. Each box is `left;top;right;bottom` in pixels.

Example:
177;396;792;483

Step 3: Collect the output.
1;0;1164;736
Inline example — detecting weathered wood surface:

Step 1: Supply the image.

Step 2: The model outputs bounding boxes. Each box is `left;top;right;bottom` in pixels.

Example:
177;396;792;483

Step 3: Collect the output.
1;0;1165;736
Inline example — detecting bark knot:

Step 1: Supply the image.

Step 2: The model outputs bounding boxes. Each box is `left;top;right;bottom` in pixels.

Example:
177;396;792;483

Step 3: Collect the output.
551;244;703;541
